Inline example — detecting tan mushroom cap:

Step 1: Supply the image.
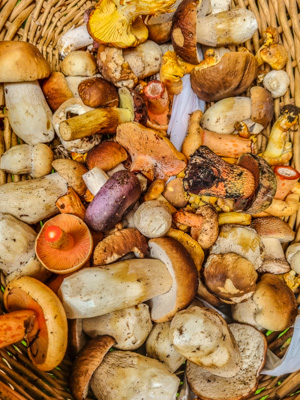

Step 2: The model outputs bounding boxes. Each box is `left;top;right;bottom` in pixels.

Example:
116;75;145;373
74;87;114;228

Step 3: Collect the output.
204;253;258;304
252;273;297;331
70;335;115;400
251;216;295;242
250;86;274;128
52;159;88;196
0;41;51;82
35;214;93;274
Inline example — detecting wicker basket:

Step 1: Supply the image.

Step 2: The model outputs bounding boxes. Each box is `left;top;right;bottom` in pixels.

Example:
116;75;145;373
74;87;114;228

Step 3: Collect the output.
0;0;300;399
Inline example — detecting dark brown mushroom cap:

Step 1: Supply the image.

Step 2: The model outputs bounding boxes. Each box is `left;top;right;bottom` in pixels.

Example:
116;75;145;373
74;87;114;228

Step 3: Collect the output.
204;253;258;303
171;0;201;64
70;335;115;400
191;52;258;102
250;86;274;127
251;216;295;242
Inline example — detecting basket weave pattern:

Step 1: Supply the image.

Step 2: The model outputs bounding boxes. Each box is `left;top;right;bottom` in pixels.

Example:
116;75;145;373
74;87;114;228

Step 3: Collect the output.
0;0;300;399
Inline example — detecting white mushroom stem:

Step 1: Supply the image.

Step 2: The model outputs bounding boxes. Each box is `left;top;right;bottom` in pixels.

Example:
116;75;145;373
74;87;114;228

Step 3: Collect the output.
260;237;288;267
82;167;108;195
4;81;54;145
210;0;231;13
263;70;290;98
58;25;93;58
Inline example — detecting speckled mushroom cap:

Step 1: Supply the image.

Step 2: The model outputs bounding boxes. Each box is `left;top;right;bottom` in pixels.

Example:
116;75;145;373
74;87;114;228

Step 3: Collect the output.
251;216;295;242
0;41;51;82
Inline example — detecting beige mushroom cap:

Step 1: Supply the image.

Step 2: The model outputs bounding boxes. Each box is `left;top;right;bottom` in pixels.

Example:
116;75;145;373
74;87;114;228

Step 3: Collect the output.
251;216;295;242
0;41;51;82
204;253;258;304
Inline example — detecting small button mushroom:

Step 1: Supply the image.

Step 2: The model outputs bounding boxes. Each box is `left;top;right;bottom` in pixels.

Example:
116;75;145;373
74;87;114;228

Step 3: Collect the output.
4;276;68;371
263;70;290;98
61;51;97;77
83;304;152;350
0;143;53;178
134;200;172;238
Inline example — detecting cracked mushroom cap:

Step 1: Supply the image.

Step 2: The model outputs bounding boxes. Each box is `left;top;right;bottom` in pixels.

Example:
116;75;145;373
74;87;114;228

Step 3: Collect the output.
232;273;298;331
0;41;51;82
148;237;198;322
35;214;93;274
186;323;267;400
204;253;258;304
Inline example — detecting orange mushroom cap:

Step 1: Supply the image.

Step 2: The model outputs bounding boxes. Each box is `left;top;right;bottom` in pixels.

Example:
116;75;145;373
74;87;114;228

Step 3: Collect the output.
35;214;93;274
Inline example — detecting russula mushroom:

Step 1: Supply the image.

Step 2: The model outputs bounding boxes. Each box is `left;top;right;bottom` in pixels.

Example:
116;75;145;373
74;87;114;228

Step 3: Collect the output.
144;80;170;131
93;228;148;265
148;237;198;322
70;335;115;400
86;141;128;172
234;153;277;214
41;71;74;111
52;158;88;196
4;276;68;371
263;70;290;98
0;310;38;349
286;243;300;274
35;214;93;274
231;273;298;331
58;258;173;319
90;350;180;400
61;51;97;77
87;0;175;48
146;321;185;373
183;146;255;199
0;41;54;145
203;253;258;304
191;49;258;102
0;213;48;283
262;105;299;160
58;24;94;58
186;323;267;400
116;122;186;180
78;77;119;108
84;170;141;232
251;216;294;274
53;98;102;153
210;224;265;271
134;200;173;238
273;165;300;200
0;143;53;178
170;306;241;377
171;0;257;63
83;304;152;350
0;173;68;224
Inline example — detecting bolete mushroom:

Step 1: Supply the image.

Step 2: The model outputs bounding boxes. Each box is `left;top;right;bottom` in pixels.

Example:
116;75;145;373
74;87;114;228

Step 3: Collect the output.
52;158;88;196
251;216;295;273
41;71;74;111
186;323;267;400
0;41;54;145
148;237;198;322
86;141;128;172
231;274;297;331
4;276;68;371
78;77;119;108
35;214;93;274
61;51;97;77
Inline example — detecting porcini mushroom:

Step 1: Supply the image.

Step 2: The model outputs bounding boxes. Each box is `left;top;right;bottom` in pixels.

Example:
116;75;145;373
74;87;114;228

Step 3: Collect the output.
4;276;68;371
78;77;119;108
61;51;97;77
0;41;54;145
171;0;257;63
231;273;297;331
35;214;93;274
251;216;294;274
86;141;128;172
41;72;74;111
186;323;267;400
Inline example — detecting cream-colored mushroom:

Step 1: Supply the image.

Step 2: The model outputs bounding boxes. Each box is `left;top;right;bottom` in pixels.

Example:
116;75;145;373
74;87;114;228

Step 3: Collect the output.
58;25;94;58
61;51;97;77
263;70;290;98
82;167;109;196
134;200;172;238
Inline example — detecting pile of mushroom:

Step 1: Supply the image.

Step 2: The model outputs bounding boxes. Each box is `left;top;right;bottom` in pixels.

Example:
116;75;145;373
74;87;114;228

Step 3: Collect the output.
0;0;300;399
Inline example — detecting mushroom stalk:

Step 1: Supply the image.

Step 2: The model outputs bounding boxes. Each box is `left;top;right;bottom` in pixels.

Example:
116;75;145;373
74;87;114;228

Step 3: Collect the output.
274;166;300;200
0;310;38;348
260;237;289;273
144;80;169;114
82;167;109;196
44;225;75;250
263;105;299;159
58;25;93;58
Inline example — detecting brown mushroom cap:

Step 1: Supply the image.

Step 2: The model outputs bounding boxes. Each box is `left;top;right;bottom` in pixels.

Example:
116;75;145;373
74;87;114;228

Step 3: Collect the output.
191;52;258;102
86;141;128;172
204;253;258;304
41;72;74;111
0;41;51;82
171;0;201;64
70;335;115;400
251;216;295;242
35;214;93;274
250;86;274;127
78;77;119;108
52;159;88;196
